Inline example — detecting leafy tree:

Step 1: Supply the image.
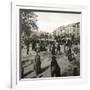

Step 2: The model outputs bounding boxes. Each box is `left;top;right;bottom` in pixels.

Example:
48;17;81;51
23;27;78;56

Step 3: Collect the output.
20;9;38;54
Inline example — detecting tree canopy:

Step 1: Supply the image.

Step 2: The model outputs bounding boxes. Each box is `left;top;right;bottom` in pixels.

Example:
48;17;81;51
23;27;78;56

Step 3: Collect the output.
20;9;38;49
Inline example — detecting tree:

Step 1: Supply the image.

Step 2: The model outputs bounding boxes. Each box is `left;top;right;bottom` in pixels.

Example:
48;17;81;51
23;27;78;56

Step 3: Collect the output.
20;9;38;54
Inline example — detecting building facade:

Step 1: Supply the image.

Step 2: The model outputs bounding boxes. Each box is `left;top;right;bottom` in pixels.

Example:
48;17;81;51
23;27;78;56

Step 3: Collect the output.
53;22;80;39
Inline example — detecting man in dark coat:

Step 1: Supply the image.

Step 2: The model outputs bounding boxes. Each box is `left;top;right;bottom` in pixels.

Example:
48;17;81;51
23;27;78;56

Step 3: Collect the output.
51;56;61;77
34;52;41;75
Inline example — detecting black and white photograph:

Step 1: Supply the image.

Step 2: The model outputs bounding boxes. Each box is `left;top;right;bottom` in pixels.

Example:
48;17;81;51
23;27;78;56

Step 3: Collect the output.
20;9;81;79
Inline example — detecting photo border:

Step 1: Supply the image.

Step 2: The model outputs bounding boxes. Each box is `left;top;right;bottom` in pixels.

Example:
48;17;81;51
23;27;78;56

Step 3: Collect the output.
11;2;88;88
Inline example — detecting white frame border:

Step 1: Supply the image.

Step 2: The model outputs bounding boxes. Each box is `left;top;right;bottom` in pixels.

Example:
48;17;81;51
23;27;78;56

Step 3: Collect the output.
11;2;88;88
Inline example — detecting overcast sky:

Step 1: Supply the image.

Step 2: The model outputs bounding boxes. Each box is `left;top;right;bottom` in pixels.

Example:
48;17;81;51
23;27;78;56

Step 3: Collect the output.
35;12;81;33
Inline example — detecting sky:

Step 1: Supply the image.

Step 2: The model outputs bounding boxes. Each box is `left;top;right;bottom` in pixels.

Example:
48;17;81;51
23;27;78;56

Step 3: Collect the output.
35;12;81;33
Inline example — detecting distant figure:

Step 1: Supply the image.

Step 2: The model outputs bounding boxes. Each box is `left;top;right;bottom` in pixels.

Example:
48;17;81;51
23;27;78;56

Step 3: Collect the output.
68;47;72;55
32;41;36;51
51;44;56;55
68;47;72;61
34;52;41;75
36;43;40;52
51;56;61;77
57;43;61;55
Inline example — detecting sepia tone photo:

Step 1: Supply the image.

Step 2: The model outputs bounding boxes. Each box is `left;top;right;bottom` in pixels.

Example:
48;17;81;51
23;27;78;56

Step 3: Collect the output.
20;9;81;79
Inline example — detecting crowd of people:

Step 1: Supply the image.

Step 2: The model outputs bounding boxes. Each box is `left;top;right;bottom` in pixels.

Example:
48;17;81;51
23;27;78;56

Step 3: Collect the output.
21;35;80;78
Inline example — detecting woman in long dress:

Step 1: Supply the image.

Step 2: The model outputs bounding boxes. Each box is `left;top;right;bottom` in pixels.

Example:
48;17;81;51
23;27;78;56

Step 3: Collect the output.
50;56;61;77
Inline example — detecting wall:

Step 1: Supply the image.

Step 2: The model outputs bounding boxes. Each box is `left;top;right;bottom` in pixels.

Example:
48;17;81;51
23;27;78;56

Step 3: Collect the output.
0;0;89;90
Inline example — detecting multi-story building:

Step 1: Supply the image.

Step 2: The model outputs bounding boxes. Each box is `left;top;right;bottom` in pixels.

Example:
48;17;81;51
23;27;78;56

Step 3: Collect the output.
53;22;80;38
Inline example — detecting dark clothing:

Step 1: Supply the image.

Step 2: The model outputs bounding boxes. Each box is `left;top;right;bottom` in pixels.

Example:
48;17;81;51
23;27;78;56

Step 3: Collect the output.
68;54;72;61
57;44;61;54
34;54;41;75
67;48;72;61
68;48;71;55
51;57;61;77
57;44;60;51
52;45;56;55
32;42;36;51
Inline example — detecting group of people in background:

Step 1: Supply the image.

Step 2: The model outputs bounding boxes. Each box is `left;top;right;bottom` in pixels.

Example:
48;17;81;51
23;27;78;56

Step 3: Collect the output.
32;37;80;77
21;35;80;78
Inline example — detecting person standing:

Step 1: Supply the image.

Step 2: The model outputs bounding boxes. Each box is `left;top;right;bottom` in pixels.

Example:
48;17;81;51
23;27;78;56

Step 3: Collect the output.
34;52;41;76
51;44;56;55
50;56;61;77
57;43;61;55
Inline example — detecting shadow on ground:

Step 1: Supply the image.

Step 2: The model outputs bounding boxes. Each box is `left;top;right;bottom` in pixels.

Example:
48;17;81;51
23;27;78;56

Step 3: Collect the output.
40;65;50;73
23;70;33;77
